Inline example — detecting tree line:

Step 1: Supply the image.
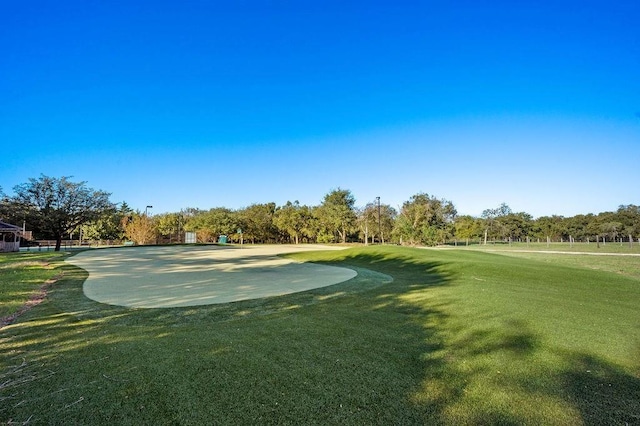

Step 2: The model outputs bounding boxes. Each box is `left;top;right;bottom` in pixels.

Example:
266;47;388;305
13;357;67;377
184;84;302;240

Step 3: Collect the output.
1;175;639;250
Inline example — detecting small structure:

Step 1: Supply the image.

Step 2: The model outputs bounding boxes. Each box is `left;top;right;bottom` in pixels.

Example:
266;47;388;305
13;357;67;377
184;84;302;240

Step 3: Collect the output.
185;232;197;244
0;221;24;252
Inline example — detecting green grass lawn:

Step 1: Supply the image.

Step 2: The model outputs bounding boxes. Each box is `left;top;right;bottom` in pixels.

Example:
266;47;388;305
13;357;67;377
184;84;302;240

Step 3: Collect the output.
1;246;639;424
458;240;640;254
0;251;68;320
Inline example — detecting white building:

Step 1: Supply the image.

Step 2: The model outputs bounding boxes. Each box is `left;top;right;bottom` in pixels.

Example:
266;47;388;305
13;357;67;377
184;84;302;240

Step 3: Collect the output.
0;221;23;252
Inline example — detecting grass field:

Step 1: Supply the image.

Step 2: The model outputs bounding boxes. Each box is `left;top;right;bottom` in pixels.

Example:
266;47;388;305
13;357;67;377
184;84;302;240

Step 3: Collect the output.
0;252;68;320
1;245;639;424
454;240;640;254
453;241;640;282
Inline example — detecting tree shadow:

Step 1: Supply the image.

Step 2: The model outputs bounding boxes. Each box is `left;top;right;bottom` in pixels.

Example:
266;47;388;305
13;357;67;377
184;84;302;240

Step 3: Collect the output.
2;246;639;424
0;248;453;423
560;352;640;424
318;247;640;424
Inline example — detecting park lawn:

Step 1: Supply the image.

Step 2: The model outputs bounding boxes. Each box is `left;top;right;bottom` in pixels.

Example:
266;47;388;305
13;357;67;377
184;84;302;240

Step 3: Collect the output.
0;251;68;319
457;241;640;281
460;241;640;255
479;250;640;282
1;246;639;424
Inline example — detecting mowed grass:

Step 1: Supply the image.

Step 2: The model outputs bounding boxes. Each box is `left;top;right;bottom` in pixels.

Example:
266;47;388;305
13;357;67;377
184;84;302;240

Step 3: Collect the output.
1;246;639;424
477;250;640;282
458;241;640;281
0;251;68;319
461;240;640;254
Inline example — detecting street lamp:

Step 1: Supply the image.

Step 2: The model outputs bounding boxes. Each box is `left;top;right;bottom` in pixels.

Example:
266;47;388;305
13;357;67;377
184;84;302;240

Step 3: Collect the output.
376;196;381;244
145;205;153;216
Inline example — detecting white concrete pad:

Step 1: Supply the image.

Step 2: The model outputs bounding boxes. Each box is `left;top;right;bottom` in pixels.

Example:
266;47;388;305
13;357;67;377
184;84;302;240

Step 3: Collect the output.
66;245;356;308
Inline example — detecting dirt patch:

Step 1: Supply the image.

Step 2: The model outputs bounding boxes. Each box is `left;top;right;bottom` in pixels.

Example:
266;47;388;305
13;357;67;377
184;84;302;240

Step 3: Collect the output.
0;273;63;329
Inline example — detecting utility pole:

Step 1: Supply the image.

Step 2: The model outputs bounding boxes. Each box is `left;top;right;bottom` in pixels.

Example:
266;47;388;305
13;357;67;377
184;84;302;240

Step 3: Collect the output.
376;196;381;244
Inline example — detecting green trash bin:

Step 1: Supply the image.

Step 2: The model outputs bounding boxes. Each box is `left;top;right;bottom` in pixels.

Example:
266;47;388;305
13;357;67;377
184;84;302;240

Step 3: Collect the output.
218;235;228;244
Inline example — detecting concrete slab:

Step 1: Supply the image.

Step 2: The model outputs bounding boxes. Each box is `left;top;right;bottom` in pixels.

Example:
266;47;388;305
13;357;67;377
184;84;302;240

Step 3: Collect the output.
66;245;357;308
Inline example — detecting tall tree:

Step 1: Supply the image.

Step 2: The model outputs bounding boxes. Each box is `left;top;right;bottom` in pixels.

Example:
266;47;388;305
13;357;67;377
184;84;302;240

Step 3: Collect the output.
357;201;396;244
81;202;133;242
184;207;238;242
357;204;377;245
238;203;278;244
454;215;483;244
123;212;157;245
500;212;533;241
564;214;593;241
274;201;313;244
534;215;567;242
481;203;512;243
616;205;640;240
0;187;12;221
10;175;114;251
156;212;185;243
378;203;397;244
393;193;456;246
316;189;357;243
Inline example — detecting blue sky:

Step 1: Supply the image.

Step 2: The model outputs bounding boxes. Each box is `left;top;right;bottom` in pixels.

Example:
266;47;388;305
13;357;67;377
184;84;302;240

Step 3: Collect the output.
1;1;638;218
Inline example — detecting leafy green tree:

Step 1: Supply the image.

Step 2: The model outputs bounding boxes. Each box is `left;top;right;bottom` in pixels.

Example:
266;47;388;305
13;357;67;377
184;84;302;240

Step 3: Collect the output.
480;203;512;243
378;204;397;244
481;204;536;243
184;207;239;242
596;212;624;242
238;203;278;243
81;202;133;242
602;221;624;241
564;214;593;241
0;187;15;222
303;206;322;243
585;216;603;242
393;193;456;246
156;212;185;243
357;203;378;244
616;205;640;240
358;202;396;244
533;215;567;242
10;175;114;251
274;201;314;244
500;212;533;241
454;215;483;244
316;189;357;243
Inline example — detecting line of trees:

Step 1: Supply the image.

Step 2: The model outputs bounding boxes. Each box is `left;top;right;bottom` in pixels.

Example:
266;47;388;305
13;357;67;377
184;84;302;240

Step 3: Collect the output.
2;176;639;250
456;202;640;246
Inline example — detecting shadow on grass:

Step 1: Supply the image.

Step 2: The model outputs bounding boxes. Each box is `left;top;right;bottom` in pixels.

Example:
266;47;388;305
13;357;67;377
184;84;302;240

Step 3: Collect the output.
411;317;640;424
305;247;640;424
560;353;640;424
1;249;451;424
362;249;640;425
1;246;639;424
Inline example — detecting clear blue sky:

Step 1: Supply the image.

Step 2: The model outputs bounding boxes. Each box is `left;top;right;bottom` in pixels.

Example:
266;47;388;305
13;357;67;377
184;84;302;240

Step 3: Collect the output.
1;1;638;218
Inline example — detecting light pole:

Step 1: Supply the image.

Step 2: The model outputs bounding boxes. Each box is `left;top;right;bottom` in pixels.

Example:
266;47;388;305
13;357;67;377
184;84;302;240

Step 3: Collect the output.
376;196;381;244
145;205;153;216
